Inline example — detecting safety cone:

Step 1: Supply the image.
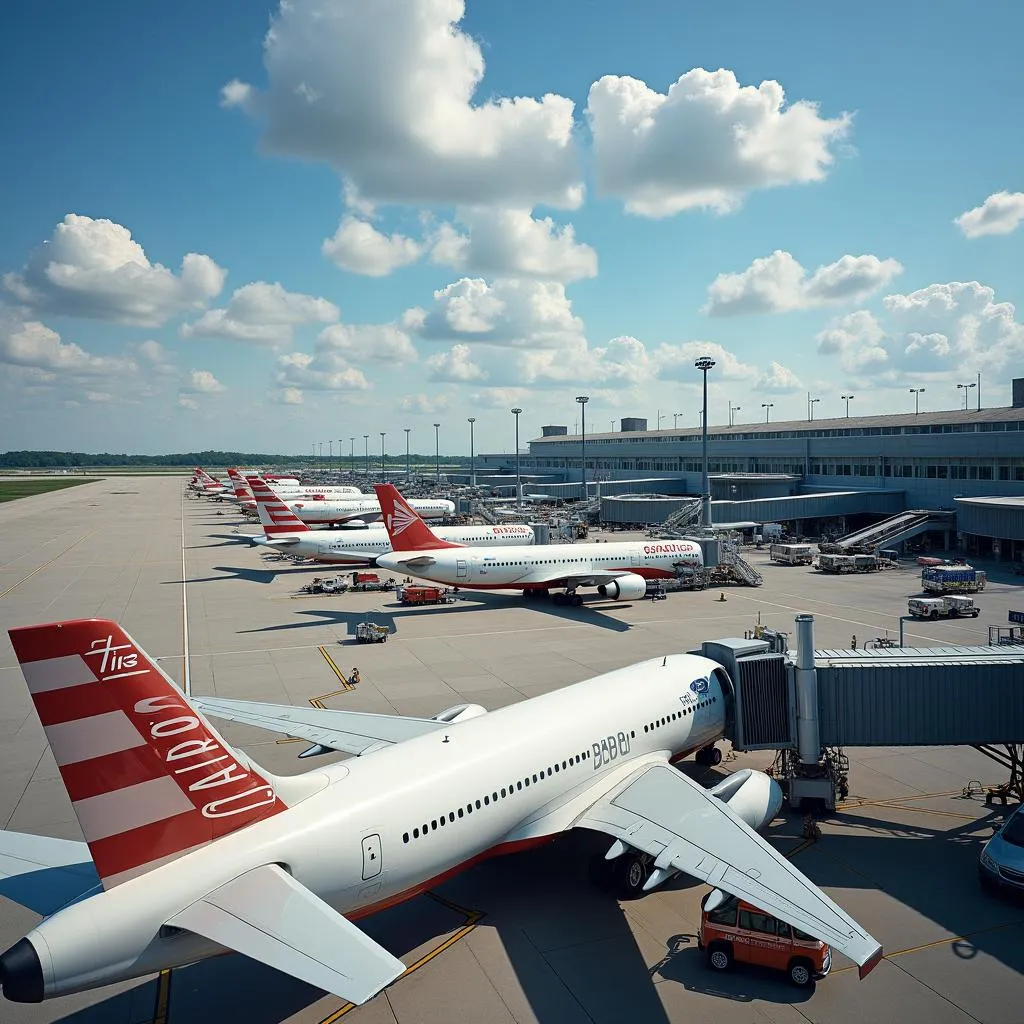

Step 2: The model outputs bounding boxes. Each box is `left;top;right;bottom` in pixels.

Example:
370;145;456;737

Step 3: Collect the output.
718;592;727;602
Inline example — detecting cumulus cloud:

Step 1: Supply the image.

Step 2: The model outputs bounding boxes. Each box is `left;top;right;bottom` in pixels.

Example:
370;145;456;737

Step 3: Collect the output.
317;322;417;364
397;392;451;414
426;343;487;382
275;349;371;394
181;281;339;345
650;340;759;383
429;208;597;283
954;191;1024;238
186;369;226;394
756;360;803;393
271;387;305;405
0;315;136;377
3;215;225;326
816;281;1024;381
587;68;851;217
223;0;582;209
407;277;585;349
704;251;902;316
322;216;422;276
468;386;529;409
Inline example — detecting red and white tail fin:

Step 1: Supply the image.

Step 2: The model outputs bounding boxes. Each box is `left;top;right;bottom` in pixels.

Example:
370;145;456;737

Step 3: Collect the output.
226;467;256;506
374;484;462;551
7;619;287;888
249;476;309;534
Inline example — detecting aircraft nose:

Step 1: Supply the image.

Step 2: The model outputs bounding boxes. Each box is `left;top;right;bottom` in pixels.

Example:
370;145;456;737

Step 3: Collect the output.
0;937;45;1002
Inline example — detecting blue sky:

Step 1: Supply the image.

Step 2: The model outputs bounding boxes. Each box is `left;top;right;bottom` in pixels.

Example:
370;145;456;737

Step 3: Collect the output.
1;0;1022;455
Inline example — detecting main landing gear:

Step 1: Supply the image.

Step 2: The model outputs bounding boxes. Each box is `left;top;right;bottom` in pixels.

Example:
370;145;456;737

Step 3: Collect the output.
589;849;654;900
695;745;722;767
552;591;583;607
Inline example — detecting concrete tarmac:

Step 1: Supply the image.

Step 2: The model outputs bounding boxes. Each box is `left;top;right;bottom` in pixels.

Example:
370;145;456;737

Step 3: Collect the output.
1;476;1022;1023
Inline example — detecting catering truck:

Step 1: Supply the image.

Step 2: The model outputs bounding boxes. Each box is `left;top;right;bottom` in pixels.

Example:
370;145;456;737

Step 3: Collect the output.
920;565;987;594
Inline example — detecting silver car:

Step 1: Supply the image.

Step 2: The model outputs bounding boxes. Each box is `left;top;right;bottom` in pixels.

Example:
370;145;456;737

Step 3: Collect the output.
979;804;1024;895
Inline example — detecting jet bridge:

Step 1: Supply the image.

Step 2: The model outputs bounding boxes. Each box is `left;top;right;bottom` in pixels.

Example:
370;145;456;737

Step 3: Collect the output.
699;614;1024;811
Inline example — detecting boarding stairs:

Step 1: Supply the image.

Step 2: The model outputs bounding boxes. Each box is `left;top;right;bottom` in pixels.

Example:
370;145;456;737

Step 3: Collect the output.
720;542;764;587
659;499;703;534
819;509;955;554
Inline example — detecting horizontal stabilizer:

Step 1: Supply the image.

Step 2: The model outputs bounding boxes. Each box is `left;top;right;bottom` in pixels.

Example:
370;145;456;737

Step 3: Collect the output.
0;832;99;916
192;697;445;756
576;763;883;975
168;864;405;1005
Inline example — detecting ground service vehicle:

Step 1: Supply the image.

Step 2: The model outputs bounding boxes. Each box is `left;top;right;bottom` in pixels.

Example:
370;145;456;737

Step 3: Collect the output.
399;586;455;605
355;622;390;643
817;553;878;574
921;566;987;593
699;889;832;987
979;803;1024;896
769;543;815;566
908;595;980;619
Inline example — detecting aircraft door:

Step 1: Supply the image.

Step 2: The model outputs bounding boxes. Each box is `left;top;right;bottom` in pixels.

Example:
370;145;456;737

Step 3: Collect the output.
630;549;643;568
361;833;383;880
456;559;469;579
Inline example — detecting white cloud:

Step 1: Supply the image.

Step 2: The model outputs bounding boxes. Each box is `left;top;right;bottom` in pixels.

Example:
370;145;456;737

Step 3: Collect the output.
276;387;305;405
409;277;585;349
397;392;451;414
177;396;199;410
317;322;418;364
586;68;851;217
650;340;759;383
429;208;597;283
427;343;487;382
954;191;1024;238
186;369;226;394
0;315;136;377
468;387;528;409
275;350;371;393
3;215;225;326
223;0;582;209
181;281;339;345
816;281;1024;381
756;360;803;393
86;391;112;403
322;216;422;276
704;251;902;316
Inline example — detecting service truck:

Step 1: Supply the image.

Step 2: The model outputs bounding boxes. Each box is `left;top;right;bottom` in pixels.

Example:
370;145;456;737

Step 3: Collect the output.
908;595;980;619
920;565;987;594
817;553;878;574
769;543;815;566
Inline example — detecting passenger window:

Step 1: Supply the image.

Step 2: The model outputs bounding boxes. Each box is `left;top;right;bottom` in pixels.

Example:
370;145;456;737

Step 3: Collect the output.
739;910;776;935
475;800;481;809
501;788;507;798
449;812;455;822
431;820;437;830
457;808;464;818
484;796;489;805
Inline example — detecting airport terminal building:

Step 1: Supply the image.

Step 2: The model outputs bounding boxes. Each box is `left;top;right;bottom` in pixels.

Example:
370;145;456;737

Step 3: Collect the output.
476;382;1024;559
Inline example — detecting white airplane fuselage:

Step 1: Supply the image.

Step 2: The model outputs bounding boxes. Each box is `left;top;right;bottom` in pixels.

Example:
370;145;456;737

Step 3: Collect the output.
376;539;702;589
21;655;726;997
257;523;536;564
290;497;454;525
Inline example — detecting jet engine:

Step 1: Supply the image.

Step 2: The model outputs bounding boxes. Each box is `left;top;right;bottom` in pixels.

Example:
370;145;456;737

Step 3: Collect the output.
596;573;647;601
707;768;784;833
431;703;488;724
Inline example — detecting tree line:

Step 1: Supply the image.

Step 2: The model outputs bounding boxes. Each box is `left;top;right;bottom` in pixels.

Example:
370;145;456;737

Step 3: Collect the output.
0;451;472;468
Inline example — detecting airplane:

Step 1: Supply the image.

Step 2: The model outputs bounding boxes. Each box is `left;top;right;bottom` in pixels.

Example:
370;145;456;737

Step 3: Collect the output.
249;476;535;564
268;488;455;528
373;484;702;605
228;468;365;502
0;616;882;1007
189;468;226;496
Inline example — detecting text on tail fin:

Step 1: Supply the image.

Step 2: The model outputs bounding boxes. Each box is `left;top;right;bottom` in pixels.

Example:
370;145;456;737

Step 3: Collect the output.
8;620;286;886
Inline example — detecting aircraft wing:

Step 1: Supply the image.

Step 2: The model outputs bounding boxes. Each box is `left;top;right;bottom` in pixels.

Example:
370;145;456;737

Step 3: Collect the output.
192;697;445;756
519;568;633;588
169;863;405;1005
0;832;101;916
574;762;883;978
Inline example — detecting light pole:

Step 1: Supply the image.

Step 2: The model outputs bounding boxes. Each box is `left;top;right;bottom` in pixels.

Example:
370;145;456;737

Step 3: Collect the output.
380;432;386;480
762;402;774;423
957;382;976;411
673;412;683;429
433;423;440;484
511;408;522;506
909;387;925;415
841;393;855;417
657;410;666;429
610;419;615;432
337;439;343;476
728;403;741;427
575;396;589;499
363;434;369;479
808;397;820;421
318;441;323;469
694;356;715;528
404;428;411;479
328;440;333;468
467;418;476;487
349;437;355;475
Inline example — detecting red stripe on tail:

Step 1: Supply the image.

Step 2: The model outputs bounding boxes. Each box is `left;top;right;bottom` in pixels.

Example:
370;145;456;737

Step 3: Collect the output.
374;484;463;551
249;476;309;534
8;619;286;886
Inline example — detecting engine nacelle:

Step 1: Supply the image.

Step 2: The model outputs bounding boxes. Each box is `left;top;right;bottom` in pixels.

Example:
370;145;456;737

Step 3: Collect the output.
708;768;784;833
596;573;647;602
431;703;488;724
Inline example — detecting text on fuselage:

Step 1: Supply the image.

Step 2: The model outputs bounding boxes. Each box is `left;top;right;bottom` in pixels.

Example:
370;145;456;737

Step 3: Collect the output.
592;730;631;769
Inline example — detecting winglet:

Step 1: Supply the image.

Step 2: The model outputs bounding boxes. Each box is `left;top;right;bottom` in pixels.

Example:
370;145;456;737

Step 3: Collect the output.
374;485;462;551
249;477;309;534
